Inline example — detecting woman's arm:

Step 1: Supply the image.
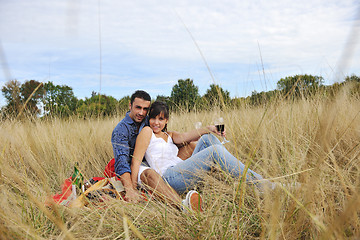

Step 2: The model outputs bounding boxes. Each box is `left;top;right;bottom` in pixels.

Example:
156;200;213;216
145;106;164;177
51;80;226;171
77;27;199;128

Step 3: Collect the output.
170;125;220;145
130;127;152;188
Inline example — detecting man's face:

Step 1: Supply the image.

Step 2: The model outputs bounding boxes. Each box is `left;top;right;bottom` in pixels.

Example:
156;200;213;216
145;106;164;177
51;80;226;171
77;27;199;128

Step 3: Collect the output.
128;97;150;123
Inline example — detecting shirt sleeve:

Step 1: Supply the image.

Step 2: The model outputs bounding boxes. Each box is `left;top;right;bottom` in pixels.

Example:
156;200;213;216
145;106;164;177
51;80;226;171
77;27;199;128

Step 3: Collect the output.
111;123;131;177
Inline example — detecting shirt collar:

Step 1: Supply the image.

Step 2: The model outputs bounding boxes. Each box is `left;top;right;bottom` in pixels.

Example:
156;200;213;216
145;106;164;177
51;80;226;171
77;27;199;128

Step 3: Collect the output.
124;111;135;125
123;111;149;126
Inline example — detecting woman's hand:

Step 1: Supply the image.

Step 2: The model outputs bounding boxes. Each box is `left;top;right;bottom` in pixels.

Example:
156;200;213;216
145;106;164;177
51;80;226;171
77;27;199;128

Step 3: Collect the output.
207;125;226;137
172;125;226;145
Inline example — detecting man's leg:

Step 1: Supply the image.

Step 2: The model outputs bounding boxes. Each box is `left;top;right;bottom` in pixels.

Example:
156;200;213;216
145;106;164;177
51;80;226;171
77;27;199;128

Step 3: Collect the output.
140;169;183;208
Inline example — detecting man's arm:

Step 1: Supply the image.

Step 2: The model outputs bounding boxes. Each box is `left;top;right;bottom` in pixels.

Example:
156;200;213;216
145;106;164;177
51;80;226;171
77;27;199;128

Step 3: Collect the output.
111;124;142;202
118;172;142;202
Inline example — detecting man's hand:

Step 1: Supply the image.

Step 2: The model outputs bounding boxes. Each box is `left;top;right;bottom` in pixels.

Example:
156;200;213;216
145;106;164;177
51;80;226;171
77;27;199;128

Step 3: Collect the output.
124;188;143;203
118;172;143;202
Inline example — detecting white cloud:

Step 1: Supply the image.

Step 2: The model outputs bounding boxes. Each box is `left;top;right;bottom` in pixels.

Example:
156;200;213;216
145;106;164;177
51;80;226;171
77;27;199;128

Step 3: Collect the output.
0;0;359;104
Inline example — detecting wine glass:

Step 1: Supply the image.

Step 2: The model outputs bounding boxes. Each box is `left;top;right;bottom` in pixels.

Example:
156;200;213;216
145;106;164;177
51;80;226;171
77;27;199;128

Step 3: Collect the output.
214;117;229;144
194;121;202;129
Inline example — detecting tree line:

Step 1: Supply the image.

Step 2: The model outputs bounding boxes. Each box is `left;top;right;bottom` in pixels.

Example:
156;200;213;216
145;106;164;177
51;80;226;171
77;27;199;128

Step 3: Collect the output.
1;74;359;119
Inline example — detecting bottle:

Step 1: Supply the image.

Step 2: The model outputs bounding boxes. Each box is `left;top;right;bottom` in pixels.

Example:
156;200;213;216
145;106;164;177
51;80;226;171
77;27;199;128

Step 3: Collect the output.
71;162;84;196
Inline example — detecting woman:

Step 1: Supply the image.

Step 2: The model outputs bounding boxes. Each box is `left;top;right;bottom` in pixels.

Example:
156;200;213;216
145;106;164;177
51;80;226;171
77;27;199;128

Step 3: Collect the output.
131;101;274;194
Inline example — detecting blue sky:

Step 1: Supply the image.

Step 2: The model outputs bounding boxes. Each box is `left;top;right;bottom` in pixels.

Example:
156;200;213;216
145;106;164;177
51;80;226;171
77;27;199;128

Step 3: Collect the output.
1;0;359;107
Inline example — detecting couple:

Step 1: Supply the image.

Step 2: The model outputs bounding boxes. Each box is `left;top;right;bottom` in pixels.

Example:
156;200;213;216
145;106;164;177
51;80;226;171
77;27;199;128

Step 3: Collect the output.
111;90;272;211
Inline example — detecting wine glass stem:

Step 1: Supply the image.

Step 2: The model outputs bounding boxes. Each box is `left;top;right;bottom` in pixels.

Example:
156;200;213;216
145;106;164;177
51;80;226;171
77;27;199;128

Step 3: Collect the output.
221;136;229;144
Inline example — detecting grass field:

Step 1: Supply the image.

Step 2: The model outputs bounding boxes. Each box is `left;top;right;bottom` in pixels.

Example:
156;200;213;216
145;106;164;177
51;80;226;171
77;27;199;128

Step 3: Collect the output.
0;86;359;239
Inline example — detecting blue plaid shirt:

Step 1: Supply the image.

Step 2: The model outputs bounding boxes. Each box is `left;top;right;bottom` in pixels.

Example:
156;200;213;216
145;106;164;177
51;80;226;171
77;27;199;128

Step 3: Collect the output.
111;111;148;177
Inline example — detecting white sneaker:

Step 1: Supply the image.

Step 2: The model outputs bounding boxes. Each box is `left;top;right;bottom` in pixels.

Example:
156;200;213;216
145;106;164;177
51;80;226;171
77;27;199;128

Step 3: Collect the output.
182;190;203;212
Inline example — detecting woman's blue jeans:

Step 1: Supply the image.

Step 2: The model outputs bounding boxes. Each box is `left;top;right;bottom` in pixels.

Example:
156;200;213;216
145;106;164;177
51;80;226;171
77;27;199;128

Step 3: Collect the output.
162;134;270;194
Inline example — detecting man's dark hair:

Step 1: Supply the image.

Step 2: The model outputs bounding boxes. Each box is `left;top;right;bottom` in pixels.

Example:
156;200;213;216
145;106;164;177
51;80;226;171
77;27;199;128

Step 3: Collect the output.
130;90;151;105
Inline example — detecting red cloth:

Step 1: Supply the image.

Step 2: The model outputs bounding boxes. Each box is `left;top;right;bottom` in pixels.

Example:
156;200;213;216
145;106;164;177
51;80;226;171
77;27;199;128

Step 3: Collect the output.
51;177;73;204
48;177;107;206
47;159;150;206
49;159;115;206
104;158;116;178
92;177;106;181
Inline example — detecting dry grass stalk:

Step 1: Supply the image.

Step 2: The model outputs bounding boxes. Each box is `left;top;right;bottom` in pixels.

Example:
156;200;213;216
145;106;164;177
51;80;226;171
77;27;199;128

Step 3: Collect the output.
0;88;359;239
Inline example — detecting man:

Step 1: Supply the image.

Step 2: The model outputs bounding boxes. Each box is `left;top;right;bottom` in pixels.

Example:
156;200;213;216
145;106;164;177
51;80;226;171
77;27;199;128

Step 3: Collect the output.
111;90;201;211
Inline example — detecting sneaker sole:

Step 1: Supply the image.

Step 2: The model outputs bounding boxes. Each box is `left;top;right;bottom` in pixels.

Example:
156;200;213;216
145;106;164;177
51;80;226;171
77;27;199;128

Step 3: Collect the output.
188;190;203;212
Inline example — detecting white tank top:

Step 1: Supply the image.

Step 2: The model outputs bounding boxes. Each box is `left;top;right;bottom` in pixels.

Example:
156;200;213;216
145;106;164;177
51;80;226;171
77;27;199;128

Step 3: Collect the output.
145;132;183;176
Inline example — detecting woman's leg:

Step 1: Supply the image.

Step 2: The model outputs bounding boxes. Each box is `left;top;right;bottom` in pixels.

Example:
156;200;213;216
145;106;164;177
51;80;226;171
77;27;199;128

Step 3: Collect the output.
191;134;221;155
163;141;271;194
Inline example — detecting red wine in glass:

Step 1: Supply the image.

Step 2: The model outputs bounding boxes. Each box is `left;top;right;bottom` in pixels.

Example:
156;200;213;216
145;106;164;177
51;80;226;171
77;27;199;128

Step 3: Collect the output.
216;124;225;133
214;118;229;144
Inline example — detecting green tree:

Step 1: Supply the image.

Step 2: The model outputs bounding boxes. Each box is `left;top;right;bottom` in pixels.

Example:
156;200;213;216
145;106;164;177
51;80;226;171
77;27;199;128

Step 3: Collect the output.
1;79;22;116
231;97;246;109
76;93;118;117
277;74;324;97
249;90;261;105
249;89;280;106
170;79;200;111
42;81;78;117
202;84;230;108
118;95;131;114
155;95;174;109
344;74;360;83
20;80;44;115
155;95;170;103
344;74;360;98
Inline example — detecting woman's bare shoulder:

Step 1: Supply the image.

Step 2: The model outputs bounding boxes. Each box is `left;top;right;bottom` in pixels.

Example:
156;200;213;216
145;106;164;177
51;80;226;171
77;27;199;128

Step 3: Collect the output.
142;126;152;132
139;126;153;137
167;131;179;138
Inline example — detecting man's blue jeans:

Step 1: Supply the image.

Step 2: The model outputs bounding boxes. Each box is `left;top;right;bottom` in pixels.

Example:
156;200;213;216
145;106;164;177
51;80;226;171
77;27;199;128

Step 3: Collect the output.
163;134;270;194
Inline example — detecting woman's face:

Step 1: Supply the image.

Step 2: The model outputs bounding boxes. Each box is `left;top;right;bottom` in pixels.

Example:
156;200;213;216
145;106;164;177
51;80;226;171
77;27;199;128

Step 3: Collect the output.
149;112;168;134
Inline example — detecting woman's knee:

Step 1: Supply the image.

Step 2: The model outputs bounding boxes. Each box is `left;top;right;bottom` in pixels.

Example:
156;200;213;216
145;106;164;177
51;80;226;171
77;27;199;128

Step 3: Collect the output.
199;133;221;145
140;168;160;185
213;144;224;152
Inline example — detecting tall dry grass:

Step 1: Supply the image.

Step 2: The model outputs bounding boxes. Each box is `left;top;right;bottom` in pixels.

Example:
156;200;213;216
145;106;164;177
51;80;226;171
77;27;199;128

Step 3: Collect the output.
0;86;359;239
